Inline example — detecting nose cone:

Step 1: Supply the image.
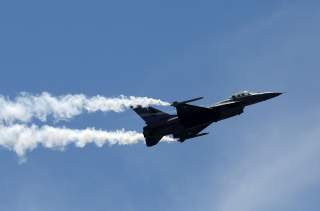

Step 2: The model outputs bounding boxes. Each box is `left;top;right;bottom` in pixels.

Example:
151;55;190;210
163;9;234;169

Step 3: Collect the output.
244;92;282;106
262;92;283;100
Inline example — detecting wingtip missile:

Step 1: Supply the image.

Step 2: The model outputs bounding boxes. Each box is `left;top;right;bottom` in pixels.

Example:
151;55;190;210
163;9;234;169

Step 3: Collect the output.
171;97;204;107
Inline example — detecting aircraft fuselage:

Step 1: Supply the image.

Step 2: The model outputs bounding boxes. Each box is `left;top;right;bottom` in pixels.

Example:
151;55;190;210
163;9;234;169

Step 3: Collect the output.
133;91;282;146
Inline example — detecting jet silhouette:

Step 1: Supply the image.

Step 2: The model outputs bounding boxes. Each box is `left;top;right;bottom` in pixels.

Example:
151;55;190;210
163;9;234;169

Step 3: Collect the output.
132;91;282;146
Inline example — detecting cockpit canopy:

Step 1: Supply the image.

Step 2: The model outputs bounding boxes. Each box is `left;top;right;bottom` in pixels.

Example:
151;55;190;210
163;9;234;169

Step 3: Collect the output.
231;91;252;99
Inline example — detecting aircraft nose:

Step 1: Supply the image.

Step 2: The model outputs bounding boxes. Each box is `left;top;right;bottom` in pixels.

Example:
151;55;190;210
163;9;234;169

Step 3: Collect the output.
243;92;283;106
245;92;282;105
267;92;282;98
256;92;283;102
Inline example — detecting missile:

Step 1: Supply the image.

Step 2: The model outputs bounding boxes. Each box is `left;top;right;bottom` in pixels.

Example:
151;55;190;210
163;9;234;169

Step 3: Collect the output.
171;97;203;107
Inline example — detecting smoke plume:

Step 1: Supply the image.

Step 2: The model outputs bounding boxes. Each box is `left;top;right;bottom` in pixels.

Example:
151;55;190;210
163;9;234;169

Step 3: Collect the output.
0;124;175;157
0;92;174;158
0;92;169;124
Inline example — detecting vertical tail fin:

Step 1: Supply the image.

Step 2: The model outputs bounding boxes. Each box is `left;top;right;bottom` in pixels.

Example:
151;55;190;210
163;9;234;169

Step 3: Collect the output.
142;126;164;147
144;136;163;147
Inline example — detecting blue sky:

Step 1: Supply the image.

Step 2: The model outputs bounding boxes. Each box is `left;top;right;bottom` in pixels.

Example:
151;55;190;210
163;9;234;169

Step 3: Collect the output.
0;0;320;210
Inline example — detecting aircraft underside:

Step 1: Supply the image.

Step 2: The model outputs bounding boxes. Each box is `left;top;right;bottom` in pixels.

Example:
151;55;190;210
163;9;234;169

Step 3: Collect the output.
132;91;282;147
143;105;244;146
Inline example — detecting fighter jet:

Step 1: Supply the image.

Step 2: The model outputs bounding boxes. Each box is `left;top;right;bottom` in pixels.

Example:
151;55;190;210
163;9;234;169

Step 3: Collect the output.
132;91;282;147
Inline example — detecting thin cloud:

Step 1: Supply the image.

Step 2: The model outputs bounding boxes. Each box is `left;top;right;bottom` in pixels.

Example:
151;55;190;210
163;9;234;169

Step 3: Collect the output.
215;122;320;211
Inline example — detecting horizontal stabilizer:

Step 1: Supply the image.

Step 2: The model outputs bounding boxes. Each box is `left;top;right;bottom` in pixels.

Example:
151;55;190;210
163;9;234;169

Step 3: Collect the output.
131;106;172;125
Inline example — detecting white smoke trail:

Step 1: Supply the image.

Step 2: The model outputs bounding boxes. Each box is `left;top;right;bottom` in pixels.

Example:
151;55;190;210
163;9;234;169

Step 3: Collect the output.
0;92;174;159
0;92;169;124
0;124;175;157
